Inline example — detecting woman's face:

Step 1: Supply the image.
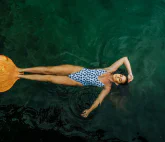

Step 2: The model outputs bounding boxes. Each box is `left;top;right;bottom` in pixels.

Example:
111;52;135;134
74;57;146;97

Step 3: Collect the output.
113;74;127;84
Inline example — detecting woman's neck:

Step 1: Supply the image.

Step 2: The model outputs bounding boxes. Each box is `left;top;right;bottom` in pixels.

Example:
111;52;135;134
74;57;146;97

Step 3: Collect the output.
107;72;114;83
110;74;115;82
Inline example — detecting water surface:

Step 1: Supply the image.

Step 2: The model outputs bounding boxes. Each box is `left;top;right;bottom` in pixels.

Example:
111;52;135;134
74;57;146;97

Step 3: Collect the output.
0;0;165;141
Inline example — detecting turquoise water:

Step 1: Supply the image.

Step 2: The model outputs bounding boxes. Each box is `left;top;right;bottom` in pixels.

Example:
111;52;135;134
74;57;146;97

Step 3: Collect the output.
0;0;165;141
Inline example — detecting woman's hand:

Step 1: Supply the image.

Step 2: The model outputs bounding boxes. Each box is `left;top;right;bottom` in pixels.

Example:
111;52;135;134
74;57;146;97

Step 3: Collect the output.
81;109;91;118
128;73;134;83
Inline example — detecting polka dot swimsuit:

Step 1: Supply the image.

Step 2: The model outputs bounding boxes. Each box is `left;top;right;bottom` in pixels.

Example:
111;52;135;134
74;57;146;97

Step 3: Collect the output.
68;68;107;87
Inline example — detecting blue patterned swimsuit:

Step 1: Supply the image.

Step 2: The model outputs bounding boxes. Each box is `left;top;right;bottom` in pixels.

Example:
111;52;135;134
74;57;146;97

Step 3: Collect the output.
68;68;107;87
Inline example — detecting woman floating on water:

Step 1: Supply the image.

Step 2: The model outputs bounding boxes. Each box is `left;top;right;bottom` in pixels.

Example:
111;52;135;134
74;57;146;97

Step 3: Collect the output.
17;56;133;118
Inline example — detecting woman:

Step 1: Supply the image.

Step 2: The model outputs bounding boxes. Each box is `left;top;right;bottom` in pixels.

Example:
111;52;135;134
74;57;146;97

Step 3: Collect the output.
18;56;133;118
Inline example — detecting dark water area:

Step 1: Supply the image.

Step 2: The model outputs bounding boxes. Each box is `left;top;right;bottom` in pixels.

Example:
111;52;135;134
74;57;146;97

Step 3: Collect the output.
0;0;165;141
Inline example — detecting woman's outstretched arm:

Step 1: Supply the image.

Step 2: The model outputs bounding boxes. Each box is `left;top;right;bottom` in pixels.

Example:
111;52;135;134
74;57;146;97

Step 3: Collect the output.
81;87;111;118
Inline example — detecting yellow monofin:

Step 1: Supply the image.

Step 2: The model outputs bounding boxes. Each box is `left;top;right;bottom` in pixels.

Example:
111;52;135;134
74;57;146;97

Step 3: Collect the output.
0;55;20;92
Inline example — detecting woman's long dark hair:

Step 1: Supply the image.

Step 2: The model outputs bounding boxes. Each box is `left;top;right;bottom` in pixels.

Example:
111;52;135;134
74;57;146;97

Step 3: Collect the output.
112;68;129;96
107;68;130;112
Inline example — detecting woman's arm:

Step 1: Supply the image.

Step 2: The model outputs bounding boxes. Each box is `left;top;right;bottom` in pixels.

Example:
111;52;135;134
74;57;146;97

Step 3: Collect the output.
124;57;134;82
104;57;128;72
104;57;133;82
124;57;132;75
81;87;111;118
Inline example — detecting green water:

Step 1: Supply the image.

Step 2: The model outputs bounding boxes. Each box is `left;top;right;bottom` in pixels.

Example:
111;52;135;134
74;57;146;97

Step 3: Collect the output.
0;0;165;141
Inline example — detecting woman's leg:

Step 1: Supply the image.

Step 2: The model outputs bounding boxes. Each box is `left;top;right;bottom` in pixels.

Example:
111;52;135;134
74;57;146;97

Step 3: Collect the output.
18;64;84;76
18;74;83;86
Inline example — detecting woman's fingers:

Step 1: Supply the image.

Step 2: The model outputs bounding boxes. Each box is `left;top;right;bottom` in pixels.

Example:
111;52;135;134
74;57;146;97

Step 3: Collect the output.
130;76;134;81
81;114;87;118
128;74;134;83
82;111;87;115
81;113;87;117
81;109;89;118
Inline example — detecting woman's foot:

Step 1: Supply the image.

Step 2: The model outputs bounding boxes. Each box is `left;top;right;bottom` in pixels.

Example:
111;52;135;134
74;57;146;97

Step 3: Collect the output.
17;72;24;80
14;68;24;80
18;68;24;72
19;72;24;75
